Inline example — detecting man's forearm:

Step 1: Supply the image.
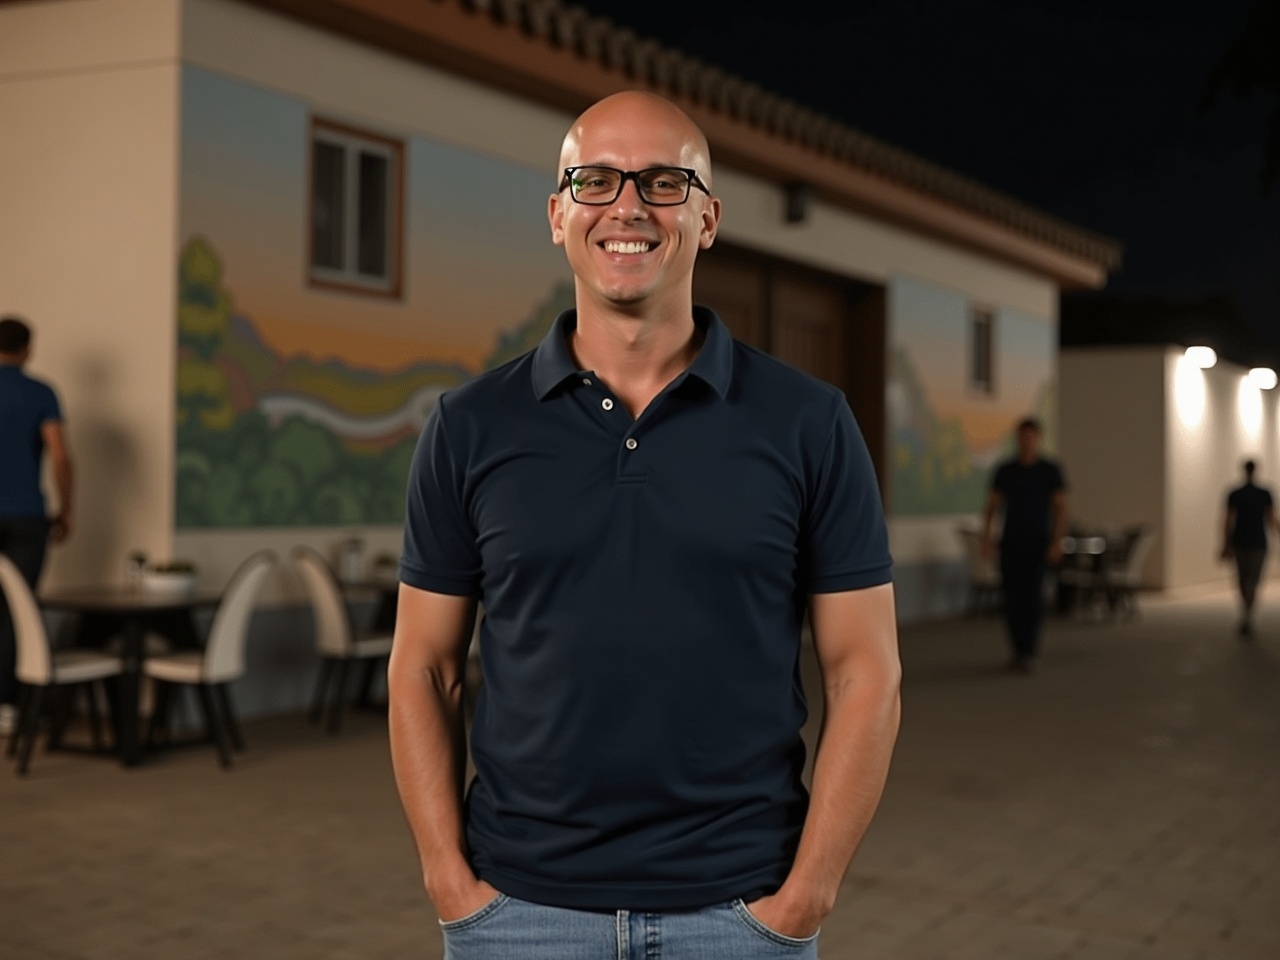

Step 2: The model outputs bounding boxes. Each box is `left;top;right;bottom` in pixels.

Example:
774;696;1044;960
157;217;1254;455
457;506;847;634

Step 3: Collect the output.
780;669;901;912
387;660;475;898
54;457;73;519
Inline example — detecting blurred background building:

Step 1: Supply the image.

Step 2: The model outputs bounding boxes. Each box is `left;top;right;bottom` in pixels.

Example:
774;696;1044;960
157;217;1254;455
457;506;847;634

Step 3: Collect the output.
1;0;1152;713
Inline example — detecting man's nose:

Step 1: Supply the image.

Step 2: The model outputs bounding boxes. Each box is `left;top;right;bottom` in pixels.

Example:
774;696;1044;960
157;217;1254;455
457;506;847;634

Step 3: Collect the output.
609;178;649;217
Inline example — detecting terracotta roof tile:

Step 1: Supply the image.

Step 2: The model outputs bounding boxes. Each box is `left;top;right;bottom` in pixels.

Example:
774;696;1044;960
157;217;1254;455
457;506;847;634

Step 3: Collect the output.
238;0;1121;276
458;0;1121;269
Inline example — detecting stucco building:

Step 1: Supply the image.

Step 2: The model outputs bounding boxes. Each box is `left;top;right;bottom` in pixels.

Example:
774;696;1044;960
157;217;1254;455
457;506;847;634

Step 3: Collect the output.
1;0;1121;712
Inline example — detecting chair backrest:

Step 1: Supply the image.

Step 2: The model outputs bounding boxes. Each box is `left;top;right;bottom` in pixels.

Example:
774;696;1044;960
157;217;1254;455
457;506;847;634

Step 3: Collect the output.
955;525;997;583
203;551;277;683
291;547;356;656
0;554;52;685
1119;526;1155;585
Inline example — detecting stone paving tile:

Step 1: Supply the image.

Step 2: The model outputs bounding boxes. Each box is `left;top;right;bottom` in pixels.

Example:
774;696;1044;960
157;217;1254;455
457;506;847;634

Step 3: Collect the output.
3;587;1279;959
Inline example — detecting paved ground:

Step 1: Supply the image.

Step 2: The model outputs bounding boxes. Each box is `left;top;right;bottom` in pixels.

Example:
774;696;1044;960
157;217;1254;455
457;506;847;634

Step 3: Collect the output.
2;586;1278;960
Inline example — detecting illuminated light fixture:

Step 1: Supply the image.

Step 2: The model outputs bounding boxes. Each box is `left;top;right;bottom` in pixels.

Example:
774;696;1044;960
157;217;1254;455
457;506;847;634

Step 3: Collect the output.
1184;345;1217;368
1248;367;1278;390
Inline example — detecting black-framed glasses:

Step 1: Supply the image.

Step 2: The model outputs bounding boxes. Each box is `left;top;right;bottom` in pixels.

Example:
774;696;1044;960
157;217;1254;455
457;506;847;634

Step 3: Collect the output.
559;166;711;206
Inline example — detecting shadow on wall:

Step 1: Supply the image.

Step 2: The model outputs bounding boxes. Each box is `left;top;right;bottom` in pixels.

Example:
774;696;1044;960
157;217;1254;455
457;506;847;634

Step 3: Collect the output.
45;355;140;588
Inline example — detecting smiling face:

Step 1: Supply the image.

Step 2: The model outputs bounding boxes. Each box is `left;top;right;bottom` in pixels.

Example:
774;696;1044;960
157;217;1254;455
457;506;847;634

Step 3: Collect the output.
549;93;720;317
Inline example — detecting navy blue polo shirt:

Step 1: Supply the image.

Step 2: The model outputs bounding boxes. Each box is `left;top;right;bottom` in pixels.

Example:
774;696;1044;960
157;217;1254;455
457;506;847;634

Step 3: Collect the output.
0;364;62;518
400;307;892;911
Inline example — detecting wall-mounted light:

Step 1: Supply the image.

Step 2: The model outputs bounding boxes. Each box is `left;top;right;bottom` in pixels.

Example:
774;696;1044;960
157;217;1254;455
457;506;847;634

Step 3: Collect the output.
784;182;812;224
1184;345;1217;368
1248;367;1278;390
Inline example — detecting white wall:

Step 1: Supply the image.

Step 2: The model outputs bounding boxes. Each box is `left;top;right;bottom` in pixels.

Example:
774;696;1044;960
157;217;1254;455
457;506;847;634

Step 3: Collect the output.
181;0;1060;578
1166;350;1280;590
0;0;182;589
1060;345;1280;591
1059;347;1167;586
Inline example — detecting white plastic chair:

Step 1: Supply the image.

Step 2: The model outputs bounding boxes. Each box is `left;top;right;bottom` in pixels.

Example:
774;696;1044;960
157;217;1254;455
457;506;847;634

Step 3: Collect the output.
956;525;1001;615
0;555;123;776
143;551;276;768
292;547;393;734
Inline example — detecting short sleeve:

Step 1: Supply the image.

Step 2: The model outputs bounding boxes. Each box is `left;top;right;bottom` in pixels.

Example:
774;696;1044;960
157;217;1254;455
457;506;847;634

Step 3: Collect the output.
1051;462;1067;492
399;397;482;596
804;395;893;594
39;383;61;424
991;463;1009;493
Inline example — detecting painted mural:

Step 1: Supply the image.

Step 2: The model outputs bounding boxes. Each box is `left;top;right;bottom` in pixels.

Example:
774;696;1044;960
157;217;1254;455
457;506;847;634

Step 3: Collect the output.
888;277;1056;516
177;67;573;527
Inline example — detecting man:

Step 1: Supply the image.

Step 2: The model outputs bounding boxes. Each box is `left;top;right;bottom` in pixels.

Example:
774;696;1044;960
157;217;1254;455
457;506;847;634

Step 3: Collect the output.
1221;459;1278;636
981;417;1067;674
388;92;900;958
0;316;73;736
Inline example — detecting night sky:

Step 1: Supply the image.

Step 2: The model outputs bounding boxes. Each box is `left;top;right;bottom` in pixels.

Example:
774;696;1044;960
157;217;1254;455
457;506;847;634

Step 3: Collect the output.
572;0;1279;347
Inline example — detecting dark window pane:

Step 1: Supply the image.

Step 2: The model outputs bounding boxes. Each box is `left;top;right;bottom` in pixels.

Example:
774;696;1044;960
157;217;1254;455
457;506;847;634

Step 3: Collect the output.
312;142;345;270
971;310;993;392
357;151;389;278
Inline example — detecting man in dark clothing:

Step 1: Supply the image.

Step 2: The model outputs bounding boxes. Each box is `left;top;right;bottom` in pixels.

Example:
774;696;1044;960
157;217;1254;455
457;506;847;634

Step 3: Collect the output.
386;92;900;958
1221;460;1278;637
981;417;1067;673
0;315;74;736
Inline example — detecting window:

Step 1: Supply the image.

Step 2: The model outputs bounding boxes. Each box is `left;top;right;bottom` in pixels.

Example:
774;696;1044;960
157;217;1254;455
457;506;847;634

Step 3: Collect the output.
970;306;995;394
309;119;403;296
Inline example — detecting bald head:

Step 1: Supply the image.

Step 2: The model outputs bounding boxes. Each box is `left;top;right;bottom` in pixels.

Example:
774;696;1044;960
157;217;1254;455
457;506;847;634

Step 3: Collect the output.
558;91;713;189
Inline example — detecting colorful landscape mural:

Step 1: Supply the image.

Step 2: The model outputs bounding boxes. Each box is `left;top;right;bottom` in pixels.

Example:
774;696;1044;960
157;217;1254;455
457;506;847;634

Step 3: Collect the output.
889;278;1055;515
178;66;572;527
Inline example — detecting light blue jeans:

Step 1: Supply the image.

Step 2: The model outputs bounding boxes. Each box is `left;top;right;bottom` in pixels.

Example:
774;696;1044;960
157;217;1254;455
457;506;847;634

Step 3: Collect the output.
440;894;820;959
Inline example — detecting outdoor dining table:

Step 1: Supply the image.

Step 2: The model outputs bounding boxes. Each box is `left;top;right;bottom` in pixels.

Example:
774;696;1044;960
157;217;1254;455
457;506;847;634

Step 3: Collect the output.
339;574;400;634
39;586;222;767
1056;534;1110;615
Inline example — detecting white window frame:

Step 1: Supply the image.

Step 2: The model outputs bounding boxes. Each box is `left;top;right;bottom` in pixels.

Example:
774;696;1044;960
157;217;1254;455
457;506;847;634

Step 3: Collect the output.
308;119;403;298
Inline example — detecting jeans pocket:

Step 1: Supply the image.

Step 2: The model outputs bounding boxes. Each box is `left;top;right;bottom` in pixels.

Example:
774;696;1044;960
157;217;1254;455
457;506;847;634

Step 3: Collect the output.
438;893;510;932
731;899;820;948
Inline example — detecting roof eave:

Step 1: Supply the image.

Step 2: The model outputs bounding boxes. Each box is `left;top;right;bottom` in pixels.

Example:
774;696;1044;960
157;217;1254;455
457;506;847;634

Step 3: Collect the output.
234;0;1120;289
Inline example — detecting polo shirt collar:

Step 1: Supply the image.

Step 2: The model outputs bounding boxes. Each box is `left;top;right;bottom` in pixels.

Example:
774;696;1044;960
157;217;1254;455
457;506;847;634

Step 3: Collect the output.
530;306;734;400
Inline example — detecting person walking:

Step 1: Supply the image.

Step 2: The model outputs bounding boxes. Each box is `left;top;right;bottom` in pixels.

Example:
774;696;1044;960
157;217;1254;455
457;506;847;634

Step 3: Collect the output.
0;315;74;736
387;91;901;959
1221;459;1279;637
982;417;1067;674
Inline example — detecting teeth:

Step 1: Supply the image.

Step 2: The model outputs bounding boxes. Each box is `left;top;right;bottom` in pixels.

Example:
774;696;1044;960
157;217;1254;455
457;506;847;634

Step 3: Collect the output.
604;241;652;254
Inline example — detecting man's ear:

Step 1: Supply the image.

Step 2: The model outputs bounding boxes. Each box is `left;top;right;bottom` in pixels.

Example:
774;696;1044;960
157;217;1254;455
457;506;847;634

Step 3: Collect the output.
698;196;722;250
548;193;566;246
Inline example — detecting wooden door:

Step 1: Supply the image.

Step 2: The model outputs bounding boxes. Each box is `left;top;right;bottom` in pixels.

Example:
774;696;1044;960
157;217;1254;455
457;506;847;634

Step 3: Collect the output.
692;254;767;349
770;274;849;392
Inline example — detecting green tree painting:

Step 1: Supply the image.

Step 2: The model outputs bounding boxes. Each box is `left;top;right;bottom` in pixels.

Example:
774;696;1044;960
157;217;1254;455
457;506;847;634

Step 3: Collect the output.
175;238;568;528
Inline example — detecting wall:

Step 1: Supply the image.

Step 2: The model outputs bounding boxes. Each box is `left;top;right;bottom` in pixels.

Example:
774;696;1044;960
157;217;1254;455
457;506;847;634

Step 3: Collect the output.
0;0;182;589
1165;349;1280;590
1060;345;1280;591
179;0;1060;610
1059;347;1167;586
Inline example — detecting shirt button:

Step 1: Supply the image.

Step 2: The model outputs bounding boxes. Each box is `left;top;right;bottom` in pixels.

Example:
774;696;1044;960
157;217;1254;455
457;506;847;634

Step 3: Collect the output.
625;438;638;450
582;378;592;386
602;398;614;411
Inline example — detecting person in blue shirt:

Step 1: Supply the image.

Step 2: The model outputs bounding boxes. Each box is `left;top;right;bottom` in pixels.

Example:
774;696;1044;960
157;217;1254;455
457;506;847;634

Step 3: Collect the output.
0;316;74;736
1221;459;1279;637
387;91;900;959
982;417;1068;674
